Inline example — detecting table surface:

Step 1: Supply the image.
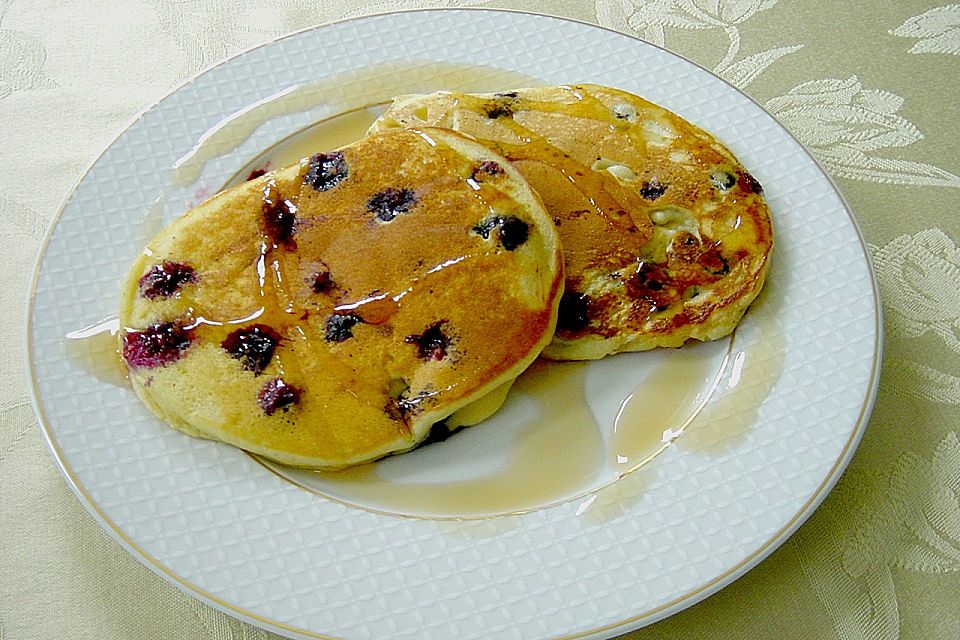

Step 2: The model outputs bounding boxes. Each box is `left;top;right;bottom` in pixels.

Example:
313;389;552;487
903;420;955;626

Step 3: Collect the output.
3;1;959;638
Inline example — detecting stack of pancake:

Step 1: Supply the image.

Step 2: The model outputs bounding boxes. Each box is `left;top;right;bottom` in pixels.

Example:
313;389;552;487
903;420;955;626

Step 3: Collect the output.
119;84;772;469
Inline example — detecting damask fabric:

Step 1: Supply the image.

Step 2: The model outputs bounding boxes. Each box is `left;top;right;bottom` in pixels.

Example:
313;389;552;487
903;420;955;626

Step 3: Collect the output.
1;1;958;639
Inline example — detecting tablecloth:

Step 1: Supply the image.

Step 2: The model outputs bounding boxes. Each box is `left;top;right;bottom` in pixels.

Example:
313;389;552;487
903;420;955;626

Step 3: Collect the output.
2;1;958;638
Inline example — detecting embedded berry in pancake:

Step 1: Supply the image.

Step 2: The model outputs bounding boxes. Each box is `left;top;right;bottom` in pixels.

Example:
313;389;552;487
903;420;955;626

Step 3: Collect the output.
138;261;196;299
221;325;282;375
118;128;563;468
371;84;773;360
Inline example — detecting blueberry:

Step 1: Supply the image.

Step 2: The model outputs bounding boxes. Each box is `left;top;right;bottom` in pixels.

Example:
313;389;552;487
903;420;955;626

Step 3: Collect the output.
305;151;348;192
258;377;301;416
221;324;282;375
738;170;764;194
325;313;363;342
639;178;667;201
483;101;513;119
710;171;737;191
385;389;434;423
557;292;590;332
405;321;451;361
472;215;529;251
312;269;334;293
262;194;297;249
122;322;193;369
138;261;197;299
631;261;667;292
367;187;417;223
471;160;504;180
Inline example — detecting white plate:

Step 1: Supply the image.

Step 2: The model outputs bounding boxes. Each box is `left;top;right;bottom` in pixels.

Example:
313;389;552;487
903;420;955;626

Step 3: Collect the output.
28;9;881;640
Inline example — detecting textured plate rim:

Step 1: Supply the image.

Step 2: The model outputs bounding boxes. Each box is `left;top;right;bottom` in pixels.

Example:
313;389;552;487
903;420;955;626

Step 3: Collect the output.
25;8;883;639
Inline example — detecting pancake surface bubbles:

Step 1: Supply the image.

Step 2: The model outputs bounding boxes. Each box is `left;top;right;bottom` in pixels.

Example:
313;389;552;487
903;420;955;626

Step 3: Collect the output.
371;84;774;360
119;128;563;468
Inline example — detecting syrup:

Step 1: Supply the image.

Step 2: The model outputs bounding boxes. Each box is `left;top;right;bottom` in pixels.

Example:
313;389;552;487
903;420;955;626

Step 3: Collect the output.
275;361;607;517
681;333;786;452
62;316;129;388
611;343;724;472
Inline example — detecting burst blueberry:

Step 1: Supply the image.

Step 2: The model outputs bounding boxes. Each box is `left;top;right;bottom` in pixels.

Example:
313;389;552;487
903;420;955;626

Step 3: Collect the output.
138;261;197;299
367;187;417;223
122;322;194;369
305;151;348;192
258;378;301;416
405;321;451;361
221;324;282;375
325;313;363;342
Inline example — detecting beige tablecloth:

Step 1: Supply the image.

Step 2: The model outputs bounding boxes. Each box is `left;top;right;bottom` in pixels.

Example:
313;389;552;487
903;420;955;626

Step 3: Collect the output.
3;1;959;638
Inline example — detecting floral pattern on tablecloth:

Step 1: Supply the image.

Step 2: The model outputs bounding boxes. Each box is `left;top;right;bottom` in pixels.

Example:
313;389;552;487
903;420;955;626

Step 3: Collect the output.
891;4;960;55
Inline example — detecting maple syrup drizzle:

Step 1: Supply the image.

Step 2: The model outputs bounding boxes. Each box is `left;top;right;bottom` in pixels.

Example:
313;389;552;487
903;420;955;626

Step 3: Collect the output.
62;316;129;388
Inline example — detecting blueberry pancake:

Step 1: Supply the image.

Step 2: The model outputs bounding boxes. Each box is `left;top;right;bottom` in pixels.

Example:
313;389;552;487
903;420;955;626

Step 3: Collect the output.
371;84;773;360
119;128;563;468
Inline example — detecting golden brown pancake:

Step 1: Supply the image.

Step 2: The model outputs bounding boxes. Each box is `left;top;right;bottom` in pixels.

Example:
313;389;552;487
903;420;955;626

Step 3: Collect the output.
371;84;773;359
119;128;563;468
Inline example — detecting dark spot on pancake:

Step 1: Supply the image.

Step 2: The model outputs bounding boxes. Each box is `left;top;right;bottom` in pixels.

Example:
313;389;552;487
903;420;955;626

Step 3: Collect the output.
639;178;667;200
311;267;334;293
472;215;529;250
258;377;301;416
737;170;763;194
472;217;499;239
710;171;737;191
246;168;267;181
325;313;363;342
472;160;504;180
669;231;702;263
138;261;196;299
221;324;282;375
305;151;348;192
699;245;730;275
386;388;436;424
612;104;636;121
367;187;417;223
629;261;668;293
122;322;193;369
483;101;513;119
405;321;451;361
262;190;297;249
499;217;530;250
557;292;591;332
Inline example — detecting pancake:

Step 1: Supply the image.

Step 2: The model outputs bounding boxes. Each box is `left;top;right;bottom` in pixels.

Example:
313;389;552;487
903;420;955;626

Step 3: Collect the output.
119;128;563;468
370;84;773;360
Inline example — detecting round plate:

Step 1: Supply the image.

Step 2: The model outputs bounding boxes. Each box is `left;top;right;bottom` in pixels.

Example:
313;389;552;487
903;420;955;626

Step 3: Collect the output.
28;9;881;640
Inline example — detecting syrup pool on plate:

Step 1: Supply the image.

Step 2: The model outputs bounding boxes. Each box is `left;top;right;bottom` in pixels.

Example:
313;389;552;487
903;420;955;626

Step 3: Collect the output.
62;316;129;388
